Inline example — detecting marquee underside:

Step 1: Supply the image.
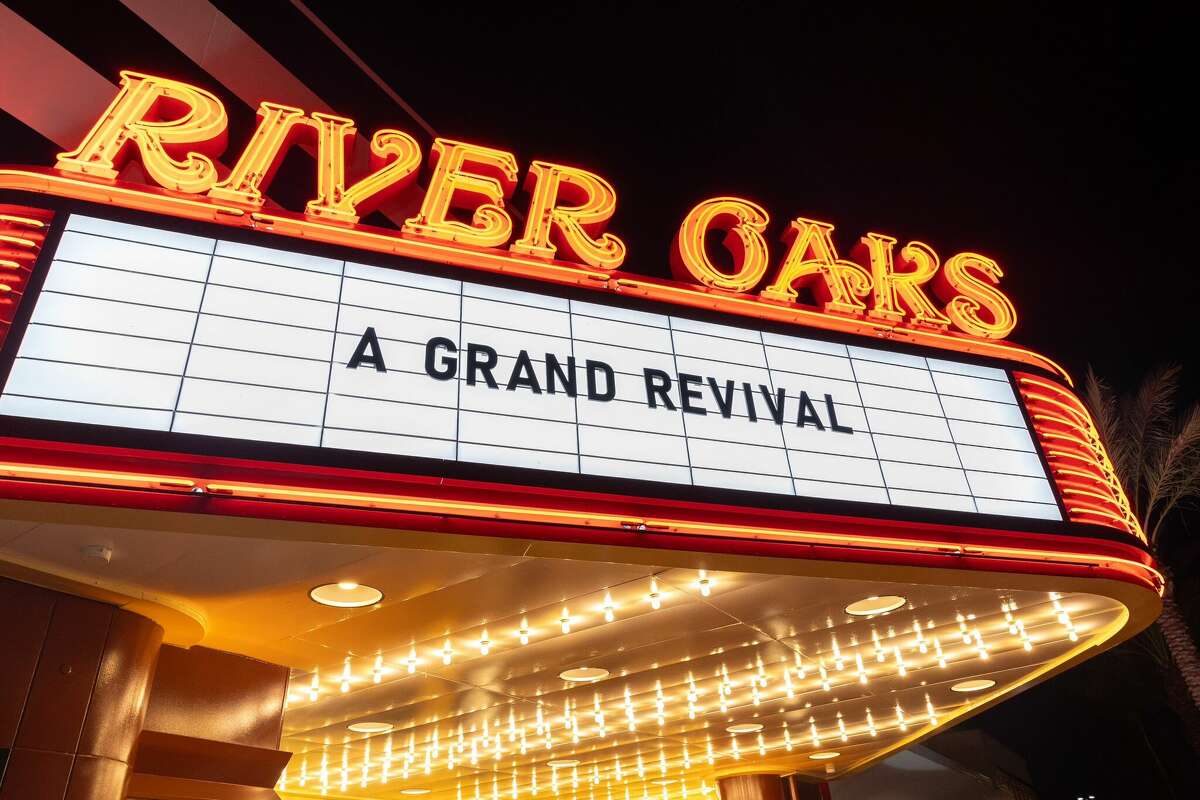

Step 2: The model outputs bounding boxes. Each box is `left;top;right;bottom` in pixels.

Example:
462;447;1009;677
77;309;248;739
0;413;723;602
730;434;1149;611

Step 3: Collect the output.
0;499;1145;792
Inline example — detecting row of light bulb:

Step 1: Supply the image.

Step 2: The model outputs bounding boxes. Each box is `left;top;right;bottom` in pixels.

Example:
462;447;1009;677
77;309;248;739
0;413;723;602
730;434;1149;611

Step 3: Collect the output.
293;592;1080;711
293;573;717;701
282;687;975;797
284;609;1084;796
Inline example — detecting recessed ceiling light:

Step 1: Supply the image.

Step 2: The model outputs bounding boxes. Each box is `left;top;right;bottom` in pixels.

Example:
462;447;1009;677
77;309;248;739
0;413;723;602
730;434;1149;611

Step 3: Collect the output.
546;759;580;769
310;582;383;608
725;723;764;734
559;667;609;683
844;595;906;616
951;679;996;693
348;721;394;734
809;751;840;760
651;779;675;786
401;789;432;795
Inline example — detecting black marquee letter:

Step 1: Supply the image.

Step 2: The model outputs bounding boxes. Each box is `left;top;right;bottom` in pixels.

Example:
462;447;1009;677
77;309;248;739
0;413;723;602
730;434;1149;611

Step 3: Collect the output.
796;390;825;430
424;337;458;380
679;373;707;415
546;353;577;396
466;343;499;387
826;394;854;434
348;327;387;372
586;360;616;401
758;385;787;425
507;350;543;393
644;369;676;410
708;378;735;418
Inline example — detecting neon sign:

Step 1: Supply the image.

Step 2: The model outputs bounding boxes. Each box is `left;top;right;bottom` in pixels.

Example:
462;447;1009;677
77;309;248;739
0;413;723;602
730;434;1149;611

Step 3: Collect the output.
46;71;1021;345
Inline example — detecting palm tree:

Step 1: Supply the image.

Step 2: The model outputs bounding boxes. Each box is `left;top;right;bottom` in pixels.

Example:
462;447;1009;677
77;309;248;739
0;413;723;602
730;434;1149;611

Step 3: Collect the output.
1083;365;1200;748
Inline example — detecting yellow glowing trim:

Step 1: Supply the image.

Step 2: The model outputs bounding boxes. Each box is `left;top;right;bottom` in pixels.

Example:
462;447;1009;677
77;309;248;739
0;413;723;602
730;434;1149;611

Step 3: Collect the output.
0;463;195;491
191;480;1162;589
0;234;36;248
1017;375;1145;541
0;460;1157;585
0;214;44;228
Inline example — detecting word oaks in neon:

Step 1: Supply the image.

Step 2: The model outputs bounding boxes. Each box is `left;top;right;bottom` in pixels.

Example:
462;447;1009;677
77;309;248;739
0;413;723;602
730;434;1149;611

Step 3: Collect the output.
54;71;1017;341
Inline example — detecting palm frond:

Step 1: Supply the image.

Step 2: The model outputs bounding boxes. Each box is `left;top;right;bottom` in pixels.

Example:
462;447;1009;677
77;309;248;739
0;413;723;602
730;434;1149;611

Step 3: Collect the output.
1121;364;1182;516
1143;403;1200;543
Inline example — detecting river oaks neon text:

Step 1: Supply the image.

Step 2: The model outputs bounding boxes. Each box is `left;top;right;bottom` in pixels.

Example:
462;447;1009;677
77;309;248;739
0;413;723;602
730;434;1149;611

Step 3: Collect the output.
53;71;1018;342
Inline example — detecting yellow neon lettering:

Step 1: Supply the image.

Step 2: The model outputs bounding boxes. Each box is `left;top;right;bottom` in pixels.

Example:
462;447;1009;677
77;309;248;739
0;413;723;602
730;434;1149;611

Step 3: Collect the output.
402;138;518;249
511;161;625;270
933;252;1018;339
857;234;952;328
55;70;227;193
670;197;770;292
306;128;421;223
208;102;311;206
761;217;871;314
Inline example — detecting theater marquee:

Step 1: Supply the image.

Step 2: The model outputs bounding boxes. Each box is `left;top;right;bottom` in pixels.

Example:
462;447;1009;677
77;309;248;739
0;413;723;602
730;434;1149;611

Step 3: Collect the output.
0;69;1162;789
1;211;1065;521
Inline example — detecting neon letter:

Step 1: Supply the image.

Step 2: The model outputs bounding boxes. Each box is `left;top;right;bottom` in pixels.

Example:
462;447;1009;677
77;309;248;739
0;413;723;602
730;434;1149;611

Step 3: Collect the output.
307;128;422;223
761;217;871;314
403;138;518;249
511;161;625;270
856;234;952;328
932;253;1018;339
208;102;313;206
670;197;770;292
56;70;227;193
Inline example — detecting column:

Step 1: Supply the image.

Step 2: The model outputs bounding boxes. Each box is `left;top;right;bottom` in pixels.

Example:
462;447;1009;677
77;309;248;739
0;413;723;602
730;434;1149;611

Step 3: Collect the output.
0;577;163;800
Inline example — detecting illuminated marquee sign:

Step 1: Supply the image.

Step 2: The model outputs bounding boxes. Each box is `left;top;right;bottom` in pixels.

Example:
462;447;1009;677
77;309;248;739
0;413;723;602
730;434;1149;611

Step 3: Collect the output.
0;69;1149;548
48;71;1018;350
0;213;1059;520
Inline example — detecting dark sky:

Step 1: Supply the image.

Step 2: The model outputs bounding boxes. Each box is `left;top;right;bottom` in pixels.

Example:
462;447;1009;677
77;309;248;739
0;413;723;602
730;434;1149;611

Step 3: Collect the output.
3;2;1194;394
288;2;1197;396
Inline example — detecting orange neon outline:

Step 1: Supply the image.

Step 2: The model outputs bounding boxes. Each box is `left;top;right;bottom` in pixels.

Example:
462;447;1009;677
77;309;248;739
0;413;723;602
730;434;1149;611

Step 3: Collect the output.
0;460;1163;593
0;167;1073;382
0;206;50;310
1016;374;1144;542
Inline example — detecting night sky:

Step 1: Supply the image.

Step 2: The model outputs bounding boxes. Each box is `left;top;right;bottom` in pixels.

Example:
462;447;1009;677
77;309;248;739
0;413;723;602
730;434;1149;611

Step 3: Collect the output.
290;3;1197;394
2;2;1198;797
